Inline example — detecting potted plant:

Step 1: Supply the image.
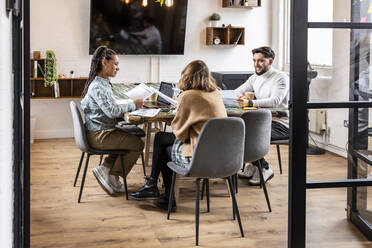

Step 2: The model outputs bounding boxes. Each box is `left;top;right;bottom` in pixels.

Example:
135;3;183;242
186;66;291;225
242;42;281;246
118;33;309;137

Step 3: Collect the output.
44;50;59;97
209;13;221;27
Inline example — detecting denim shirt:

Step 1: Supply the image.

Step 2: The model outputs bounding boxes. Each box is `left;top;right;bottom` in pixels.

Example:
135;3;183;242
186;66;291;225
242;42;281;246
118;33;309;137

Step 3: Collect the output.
81;76;136;131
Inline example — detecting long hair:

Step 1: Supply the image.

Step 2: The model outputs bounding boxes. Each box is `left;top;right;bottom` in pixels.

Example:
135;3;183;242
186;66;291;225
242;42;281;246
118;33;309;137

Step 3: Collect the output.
178;60;217;92
82;46;117;98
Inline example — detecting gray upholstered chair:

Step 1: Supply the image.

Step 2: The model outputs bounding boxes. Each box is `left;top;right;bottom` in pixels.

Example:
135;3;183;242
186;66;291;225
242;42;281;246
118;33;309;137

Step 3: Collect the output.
76;125;147;190
241;109;272;212
166;117;245;246
70;101;131;202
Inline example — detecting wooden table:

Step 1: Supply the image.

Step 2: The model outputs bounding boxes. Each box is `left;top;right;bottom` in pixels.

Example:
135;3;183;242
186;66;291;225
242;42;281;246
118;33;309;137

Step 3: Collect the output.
112;83;286;167
113;83;176;167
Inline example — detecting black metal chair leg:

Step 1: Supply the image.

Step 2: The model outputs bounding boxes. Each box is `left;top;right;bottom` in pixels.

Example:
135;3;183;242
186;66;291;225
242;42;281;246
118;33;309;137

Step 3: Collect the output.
195;178;201;246
120;155;129;200
257;160;272;212
74;152;85;187
227;176;244;237
206;179;210;213
163;123;167;132
167;172;176;220
99;154;103;165
242;162;245;172
141;152;146;177
230;178;236;220
234;173;238;194
78;154;90;203
201;179;206;200
276;144;283;174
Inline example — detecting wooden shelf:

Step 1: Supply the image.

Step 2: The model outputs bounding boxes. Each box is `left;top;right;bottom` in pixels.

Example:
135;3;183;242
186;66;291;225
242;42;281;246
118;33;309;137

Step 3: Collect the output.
206;27;245;46
222;0;261;8
30;77;87;98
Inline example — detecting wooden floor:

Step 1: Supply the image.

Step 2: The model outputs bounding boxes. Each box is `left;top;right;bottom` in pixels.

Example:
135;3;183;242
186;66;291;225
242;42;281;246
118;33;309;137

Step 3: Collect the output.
31;138;372;247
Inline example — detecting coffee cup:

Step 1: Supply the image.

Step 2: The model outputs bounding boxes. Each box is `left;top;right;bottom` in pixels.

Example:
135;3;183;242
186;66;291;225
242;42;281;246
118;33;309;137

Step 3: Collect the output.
244;92;255;101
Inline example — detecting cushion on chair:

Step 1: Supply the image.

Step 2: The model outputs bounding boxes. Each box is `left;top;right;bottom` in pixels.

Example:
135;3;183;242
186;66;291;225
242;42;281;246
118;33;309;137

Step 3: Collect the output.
271;139;289;145
167;161;190;176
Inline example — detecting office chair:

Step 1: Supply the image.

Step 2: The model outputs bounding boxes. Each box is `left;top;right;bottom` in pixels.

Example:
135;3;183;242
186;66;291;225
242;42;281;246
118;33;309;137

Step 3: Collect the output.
166;117;245;246
241;109;273;212
70;101;132;202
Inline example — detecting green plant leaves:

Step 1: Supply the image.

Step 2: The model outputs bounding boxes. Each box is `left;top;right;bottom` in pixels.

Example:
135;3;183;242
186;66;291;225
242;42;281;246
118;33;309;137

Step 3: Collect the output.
44;50;58;87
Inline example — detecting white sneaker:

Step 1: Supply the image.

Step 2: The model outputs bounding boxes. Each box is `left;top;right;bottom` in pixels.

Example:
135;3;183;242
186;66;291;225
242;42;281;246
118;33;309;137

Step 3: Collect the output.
109;175;126;193
238;164;257;179
92;165;115;195
248;164;274;186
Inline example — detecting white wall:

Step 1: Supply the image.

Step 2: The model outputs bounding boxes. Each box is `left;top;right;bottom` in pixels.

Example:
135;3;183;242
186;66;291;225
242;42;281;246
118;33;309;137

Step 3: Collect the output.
0;1;14;247
30;0;273;139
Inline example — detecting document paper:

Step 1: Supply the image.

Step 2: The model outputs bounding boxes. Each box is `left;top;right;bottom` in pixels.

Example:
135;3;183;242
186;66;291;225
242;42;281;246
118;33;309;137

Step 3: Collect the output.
124;83;177;106
124;83;154;100
219;90;239;107
129;108;161;117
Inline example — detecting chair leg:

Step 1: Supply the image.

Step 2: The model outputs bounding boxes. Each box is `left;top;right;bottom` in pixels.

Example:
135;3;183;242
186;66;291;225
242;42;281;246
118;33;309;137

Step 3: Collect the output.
73;152;85;187
276;144;283;174
242;162;245;172
257;160;272;212
234;173;238;194
163;123;167;132
78;154;90;203
206;179;210;213
120;155;129;200
195;178;201;246
227;176;244;237
99;154;104;165
167;172;177;220
201;179;206;200
141;152;146;177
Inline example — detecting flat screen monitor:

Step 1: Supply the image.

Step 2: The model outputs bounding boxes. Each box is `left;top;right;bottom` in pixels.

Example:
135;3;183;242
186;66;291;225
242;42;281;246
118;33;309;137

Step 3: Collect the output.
89;0;188;55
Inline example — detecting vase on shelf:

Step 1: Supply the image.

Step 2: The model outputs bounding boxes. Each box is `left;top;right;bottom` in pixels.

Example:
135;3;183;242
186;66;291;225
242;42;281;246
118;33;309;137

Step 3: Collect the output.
209;20;219;27
54;81;60;98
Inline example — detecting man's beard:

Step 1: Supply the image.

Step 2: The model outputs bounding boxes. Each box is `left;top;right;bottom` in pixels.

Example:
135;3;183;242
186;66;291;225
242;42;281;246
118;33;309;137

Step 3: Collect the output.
255;67;269;75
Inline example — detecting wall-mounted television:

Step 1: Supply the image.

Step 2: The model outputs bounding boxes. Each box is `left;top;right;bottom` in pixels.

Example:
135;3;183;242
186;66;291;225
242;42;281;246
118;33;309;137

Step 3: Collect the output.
89;0;188;55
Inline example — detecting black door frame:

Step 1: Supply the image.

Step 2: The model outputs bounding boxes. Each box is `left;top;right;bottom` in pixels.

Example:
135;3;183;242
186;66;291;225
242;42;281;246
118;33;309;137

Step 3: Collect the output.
289;0;372;247
12;0;30;247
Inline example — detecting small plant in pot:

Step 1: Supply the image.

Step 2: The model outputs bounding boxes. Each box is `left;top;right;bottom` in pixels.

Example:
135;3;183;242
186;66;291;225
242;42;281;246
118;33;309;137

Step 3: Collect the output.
44;50;60;97
209;13;221;27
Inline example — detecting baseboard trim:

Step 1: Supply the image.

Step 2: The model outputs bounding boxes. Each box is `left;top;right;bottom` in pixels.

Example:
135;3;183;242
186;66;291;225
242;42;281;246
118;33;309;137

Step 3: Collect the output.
309;140;347;158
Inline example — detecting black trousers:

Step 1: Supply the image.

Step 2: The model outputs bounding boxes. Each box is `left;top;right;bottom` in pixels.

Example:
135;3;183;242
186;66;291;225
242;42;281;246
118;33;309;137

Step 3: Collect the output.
259;121;289;169
150;132;175;188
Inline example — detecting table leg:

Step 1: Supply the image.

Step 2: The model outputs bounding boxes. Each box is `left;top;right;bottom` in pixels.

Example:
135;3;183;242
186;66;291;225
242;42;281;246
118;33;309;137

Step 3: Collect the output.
144;121;152;168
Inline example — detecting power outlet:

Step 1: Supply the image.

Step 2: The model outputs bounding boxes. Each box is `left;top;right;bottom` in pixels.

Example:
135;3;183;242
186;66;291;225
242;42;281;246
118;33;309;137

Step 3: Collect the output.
343;120;349;128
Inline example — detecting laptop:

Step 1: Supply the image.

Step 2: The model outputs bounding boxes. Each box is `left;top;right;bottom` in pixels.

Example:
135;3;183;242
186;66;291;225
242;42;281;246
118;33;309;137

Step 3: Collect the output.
144;81;175;109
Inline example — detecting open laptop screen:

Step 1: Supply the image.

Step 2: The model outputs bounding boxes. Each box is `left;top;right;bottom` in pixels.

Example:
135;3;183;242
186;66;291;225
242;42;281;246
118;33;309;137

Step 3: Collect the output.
157;82;175;105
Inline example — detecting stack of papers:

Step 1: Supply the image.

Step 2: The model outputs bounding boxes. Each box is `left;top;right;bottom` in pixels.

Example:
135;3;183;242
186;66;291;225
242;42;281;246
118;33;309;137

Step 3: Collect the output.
124;83;177;106
219;90;239;107
129;108;161;118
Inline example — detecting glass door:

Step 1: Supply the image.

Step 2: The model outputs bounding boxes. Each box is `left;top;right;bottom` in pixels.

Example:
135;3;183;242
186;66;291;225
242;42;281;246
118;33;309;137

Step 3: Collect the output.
348;0;372;238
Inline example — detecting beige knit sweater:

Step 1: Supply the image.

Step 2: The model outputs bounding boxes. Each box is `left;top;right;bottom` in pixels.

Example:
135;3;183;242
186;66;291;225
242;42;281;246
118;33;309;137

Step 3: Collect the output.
171;89;227;157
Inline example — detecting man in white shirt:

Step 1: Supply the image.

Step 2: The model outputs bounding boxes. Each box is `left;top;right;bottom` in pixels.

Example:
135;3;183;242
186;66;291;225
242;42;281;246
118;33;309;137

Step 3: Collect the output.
235;46;289;185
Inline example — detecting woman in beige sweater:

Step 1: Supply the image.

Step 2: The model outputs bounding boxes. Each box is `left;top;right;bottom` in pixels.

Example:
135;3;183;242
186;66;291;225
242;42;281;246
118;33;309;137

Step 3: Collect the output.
130;60;227;210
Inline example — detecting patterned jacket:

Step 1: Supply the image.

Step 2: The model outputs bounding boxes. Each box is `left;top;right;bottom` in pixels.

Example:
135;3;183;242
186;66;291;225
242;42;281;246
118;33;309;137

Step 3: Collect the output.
81;76;136;131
